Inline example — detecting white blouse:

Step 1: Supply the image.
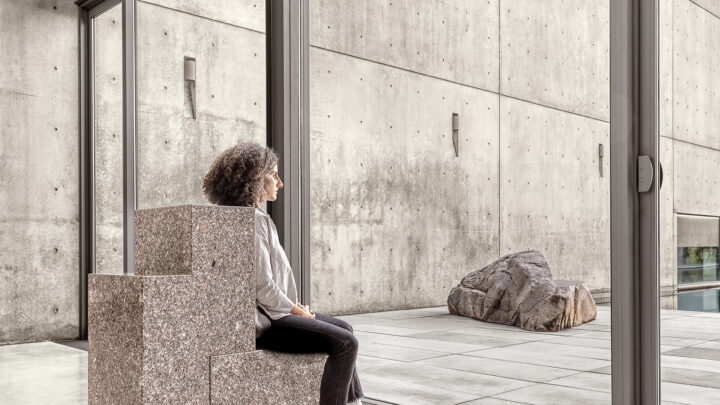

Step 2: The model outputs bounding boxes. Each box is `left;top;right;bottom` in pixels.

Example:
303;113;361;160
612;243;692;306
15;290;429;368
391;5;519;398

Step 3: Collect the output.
254;207;298;337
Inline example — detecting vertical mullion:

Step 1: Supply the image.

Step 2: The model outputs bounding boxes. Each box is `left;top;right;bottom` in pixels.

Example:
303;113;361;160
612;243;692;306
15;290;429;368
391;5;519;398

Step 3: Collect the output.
610;0;660;403
299;0;310;307
122;0;137;274
78;5;91;340
268;0;310;305
637;0;661;401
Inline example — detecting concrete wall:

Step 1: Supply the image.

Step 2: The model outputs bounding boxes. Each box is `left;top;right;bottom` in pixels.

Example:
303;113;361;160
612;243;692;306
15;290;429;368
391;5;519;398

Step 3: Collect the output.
0;0;79;344
309;0;611;314
135;0;266;211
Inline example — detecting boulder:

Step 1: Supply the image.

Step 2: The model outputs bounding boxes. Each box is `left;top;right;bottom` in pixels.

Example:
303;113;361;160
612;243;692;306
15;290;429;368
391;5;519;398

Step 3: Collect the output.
447;250;597;331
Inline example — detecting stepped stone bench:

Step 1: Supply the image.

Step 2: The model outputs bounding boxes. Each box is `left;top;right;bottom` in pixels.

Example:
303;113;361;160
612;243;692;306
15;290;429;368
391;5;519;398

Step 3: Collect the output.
89;205;327;404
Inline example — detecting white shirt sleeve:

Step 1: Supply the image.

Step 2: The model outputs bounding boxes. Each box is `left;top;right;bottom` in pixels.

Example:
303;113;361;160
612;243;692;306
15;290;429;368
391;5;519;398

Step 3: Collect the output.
255;216;295;314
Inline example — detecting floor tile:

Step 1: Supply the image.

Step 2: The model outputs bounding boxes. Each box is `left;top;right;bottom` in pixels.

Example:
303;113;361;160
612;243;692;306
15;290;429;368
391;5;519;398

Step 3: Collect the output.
359;341;447;361
662;381;720;405
546;372;611;392
362;373;479;405
661;367;720;389
405;330;532;349
356;331;495;353
416;354;577;383
492;383;611;405
664;347;720;361
465;345;610;372
366;362;534;397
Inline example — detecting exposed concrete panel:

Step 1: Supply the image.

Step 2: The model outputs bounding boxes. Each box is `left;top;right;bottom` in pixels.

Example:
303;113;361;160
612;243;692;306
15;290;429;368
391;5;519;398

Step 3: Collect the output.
310;48;500;314
674;140;720;216
94;4;124;275
0;0;77;99
660;0;674;138
660;136;676;288
673;0;720;149
499;97;610;291
310;0;499;92
0;0;79;344
690;0;720;17
140;0;265;32
500;0;609;122
136;2;266;210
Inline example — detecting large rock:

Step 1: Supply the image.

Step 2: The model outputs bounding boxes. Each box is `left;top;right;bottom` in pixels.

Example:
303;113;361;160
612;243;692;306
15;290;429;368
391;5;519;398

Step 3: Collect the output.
447;250;597;331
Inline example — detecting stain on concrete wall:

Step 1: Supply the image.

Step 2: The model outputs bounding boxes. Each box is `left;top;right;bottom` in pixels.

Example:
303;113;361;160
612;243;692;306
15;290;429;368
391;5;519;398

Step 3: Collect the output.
0;0;79;344
310;48;499;314
135;1;266;210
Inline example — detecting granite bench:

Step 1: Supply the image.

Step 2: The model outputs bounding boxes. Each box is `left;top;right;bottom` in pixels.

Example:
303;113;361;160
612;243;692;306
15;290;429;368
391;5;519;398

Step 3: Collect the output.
88;205;327;404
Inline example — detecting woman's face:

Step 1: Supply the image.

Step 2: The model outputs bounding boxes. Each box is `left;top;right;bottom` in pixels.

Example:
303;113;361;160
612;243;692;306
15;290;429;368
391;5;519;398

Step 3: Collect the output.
261;164;283;204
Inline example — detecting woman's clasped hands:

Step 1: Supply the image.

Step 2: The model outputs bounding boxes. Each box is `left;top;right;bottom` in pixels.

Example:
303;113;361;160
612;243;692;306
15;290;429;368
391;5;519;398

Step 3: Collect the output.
291;303;315;319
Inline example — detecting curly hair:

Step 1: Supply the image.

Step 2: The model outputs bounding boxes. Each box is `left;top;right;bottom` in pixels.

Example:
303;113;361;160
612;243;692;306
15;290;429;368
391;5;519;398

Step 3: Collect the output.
203;142;278;207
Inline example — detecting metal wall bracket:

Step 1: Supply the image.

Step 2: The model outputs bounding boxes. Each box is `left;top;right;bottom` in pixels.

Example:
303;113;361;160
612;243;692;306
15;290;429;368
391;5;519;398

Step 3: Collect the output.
452;113;459;157
637;155;653;193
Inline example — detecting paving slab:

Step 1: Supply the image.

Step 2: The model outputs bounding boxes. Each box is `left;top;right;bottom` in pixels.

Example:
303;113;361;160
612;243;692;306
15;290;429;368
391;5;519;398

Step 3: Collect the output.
416;354;578;383
464;346;610;372
366;363;534;398
661;367;720;389
360;341;447;362
361;373;480;405
661;354;720;373
406;330;532;349
664;347;720;361
356;331;495;353
662;382;720;405
459;398;530;404
492;383;611;405
352;324;430;336
546;372;611;393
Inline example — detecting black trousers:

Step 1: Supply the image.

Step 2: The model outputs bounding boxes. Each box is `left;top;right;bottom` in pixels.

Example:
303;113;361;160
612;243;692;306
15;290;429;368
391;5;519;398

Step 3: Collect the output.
256;312;364;405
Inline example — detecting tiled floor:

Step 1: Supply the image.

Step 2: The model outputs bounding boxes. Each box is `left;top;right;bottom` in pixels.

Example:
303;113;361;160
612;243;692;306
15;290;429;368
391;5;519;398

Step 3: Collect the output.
2;306;720;404
336;306;720;405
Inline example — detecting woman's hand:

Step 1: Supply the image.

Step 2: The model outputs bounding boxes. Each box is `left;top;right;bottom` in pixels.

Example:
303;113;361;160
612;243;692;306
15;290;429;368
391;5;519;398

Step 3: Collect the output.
291;303;315;319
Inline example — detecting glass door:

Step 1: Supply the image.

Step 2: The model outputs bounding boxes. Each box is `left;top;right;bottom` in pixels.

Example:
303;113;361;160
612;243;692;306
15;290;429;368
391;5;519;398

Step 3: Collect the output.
309;1;613;402
658;0;720;402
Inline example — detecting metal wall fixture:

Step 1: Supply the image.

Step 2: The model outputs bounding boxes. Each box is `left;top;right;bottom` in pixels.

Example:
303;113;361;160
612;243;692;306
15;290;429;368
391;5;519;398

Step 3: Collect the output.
599;143;604;177
452;113;459;157
184;57;196;119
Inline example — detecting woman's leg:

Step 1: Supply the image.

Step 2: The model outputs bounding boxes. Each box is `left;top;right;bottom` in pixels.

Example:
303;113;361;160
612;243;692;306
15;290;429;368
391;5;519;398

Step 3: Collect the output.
314;313;364;402
256;314;358;405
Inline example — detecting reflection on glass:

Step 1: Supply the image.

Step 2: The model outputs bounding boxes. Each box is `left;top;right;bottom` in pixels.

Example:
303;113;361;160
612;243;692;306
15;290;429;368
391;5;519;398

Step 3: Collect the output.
678;288;720;312
677;247;719;284
93;3;124;275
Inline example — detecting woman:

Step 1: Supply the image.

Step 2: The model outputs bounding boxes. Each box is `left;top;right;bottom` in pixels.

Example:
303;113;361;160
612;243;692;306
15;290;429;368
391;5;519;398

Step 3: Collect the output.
203;142;364;405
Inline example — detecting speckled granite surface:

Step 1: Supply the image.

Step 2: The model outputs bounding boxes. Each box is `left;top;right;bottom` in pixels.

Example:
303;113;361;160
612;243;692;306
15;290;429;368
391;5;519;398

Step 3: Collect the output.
210;350;327;404
89;205;260;404
135;205;254;277
88;275;143;404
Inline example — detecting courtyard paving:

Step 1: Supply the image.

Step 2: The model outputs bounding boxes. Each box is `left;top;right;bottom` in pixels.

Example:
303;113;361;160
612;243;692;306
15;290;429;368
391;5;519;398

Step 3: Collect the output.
2;306;720;404
336;306;720;405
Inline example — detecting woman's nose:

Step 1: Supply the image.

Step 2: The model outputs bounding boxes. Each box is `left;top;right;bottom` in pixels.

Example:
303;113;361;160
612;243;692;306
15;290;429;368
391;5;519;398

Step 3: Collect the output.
278;179;283;188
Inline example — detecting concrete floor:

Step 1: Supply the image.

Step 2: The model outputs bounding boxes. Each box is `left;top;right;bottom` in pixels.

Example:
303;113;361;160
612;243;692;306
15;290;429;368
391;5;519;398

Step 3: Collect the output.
2;306;720;404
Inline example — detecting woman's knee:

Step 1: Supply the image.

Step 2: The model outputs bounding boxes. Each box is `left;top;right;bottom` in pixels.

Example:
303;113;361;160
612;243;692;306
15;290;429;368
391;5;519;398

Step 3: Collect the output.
332;330;359;355
336;319;354;333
